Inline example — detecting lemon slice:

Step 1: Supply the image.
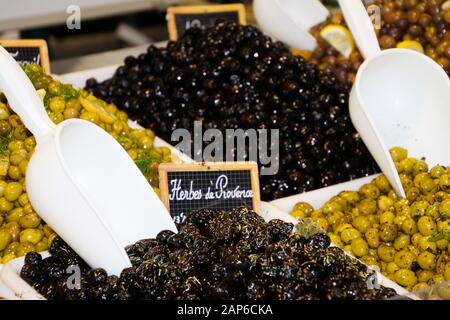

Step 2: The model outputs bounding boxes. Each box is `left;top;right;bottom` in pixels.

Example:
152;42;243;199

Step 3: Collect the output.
36;89;46;101
320;24;355;58
396;40;424;54
442;0;450;11
79;95;117;124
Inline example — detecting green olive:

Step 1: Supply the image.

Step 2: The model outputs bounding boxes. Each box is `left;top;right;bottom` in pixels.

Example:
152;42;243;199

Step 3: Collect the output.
373;175;392;193
4;241;19;255
352;216;371;233
35;238;48;252
439;174;450;191
413;160;429;175
430;165;447;178
8;165;22;180
390;147;408;162
377;245;396;263
49;96;66;113
365;228;380;249
19;228;44;245
47;81;62;95
394;250;416;269
351;238;369;257
386;262;400;274
394;234;411;251
417;251;436;271
417;270;434;283
19;212;41;228
6;207;25;223
439;199;450;215
417;216;437;236
16;241;35;257
0;180;7;197
359;183;381;200
379;223;398;242
4;181;23;201
0;229;12;250
357;198;377;215
293;202;314;215
0;197;13;212
401;218;418;235
394;269;417;287
340;228;361;244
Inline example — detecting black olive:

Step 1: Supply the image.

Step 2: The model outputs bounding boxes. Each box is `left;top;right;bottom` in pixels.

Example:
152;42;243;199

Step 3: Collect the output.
22;209;397;300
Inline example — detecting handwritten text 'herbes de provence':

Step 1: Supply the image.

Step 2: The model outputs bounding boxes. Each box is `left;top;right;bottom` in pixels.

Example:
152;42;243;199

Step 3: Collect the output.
169;175;252;201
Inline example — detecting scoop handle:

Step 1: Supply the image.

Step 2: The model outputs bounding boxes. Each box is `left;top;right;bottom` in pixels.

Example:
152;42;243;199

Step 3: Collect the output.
337;0;381;60
0;46;55;144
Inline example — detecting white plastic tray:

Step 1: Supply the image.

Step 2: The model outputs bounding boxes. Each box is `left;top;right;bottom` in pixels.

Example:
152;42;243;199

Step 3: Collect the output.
270;174;379;212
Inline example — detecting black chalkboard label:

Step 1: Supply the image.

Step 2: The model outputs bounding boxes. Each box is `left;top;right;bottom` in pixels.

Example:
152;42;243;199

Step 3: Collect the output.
0;40;50;73
167;4;246;41
159;162;260;224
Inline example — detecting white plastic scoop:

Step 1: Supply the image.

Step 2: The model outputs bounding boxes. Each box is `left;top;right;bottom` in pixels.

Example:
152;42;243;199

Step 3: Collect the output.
338;0;450;198
0;46;177;275
254;0;329;51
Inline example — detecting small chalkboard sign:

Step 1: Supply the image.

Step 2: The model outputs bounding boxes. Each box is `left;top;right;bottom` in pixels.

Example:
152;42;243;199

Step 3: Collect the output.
159;162;260;224
0;40;50;74
167;4;246;41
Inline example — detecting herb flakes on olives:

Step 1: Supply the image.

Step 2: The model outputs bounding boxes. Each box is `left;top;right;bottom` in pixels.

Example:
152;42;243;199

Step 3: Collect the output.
23;207;397;300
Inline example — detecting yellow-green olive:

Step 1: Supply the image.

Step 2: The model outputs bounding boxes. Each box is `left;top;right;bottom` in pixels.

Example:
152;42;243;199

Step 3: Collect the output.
394;250;416;269
417;251;436;271
394;234;411;251
394;269;418;287
417;216;437;236
351;238;369;257
19;228;44;245
377;245;396;263
379;223;398;242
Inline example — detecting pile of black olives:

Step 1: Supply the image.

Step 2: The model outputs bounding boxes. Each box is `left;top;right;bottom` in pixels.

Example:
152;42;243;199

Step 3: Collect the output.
22;208;397;300
85;22;379;200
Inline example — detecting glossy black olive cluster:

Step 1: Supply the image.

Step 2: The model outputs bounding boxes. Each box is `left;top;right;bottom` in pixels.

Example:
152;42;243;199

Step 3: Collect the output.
86;22;379;200
21;208;397;300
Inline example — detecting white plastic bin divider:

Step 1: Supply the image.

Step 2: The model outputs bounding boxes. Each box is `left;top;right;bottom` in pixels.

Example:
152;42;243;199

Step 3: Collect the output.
0;254;49;300
270;174;380;213
56;64;120;89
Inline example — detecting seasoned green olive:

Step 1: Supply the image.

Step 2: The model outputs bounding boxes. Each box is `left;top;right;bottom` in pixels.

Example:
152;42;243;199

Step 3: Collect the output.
15;241;35;256
340;228;361;244
417;216;437;236
19;228;44;245
352;216;371;233
0;228;12;250
19;212;41;228
377;245;396;263
394;234;411;251
359;183;380;200
4;181;23;201
379;223;398;242
418;251;436;271
351;238;369;257
394;250;416;269
394;269;417;287
390;147;408;162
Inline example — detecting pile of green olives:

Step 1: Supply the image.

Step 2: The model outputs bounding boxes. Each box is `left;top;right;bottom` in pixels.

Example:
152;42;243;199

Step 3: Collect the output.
0;65;172;262
290;147;450;296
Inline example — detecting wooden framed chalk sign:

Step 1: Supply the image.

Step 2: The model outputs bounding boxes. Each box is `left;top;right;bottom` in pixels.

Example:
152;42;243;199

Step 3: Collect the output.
167;4;246;41
0;39;50;74
159;162;260;224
